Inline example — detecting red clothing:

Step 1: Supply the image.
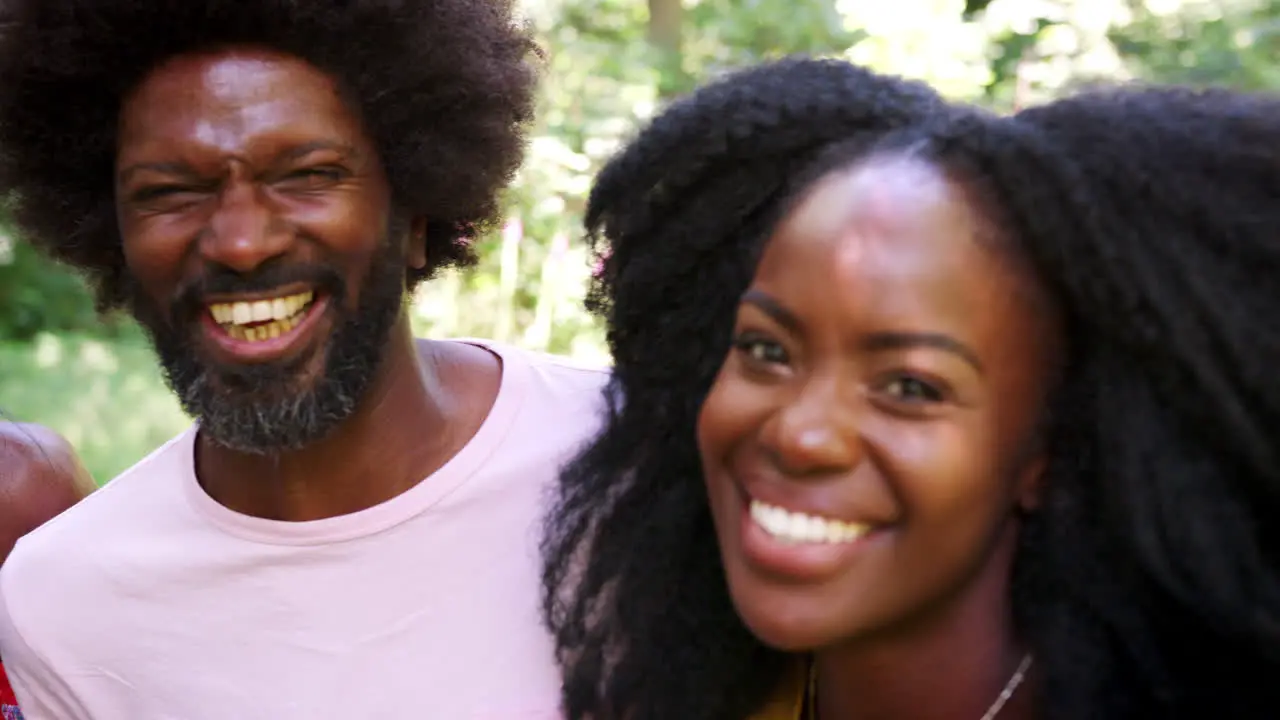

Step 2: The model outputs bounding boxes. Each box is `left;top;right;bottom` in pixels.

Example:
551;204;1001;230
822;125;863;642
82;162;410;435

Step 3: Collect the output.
0;662;23;719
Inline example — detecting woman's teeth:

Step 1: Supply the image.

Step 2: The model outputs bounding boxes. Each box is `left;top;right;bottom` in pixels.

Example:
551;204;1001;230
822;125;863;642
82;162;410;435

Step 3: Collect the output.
749;499;870;544
207;291;315;342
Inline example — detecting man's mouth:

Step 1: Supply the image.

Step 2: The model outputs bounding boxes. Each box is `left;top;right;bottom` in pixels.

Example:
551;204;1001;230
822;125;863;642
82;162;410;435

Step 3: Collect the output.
206;290;316;343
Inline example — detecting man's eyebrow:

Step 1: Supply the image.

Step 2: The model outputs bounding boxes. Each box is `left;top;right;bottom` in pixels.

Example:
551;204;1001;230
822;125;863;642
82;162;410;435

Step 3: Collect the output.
273;140;359;164
117;161;199;185
117;141;359;185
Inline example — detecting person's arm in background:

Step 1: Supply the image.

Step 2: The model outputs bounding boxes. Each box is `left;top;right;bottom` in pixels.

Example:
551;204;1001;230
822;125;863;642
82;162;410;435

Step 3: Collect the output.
0;423;94;561
0;422;94;720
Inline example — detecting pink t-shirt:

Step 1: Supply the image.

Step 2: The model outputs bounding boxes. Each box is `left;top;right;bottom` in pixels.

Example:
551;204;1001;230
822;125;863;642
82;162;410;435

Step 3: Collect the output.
0;340;607;719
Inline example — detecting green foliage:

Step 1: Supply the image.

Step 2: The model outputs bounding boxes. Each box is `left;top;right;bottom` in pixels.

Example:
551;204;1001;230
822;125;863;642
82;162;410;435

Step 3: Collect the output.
963;0;997;19
1111;0;1280;88
0;239;100;341
430;0;864;360
0;331;189;484
685;0;864;82
983;17;1064;106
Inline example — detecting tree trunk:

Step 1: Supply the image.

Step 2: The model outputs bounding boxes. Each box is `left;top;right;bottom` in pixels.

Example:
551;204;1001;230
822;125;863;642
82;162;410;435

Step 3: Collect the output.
648;0;685;98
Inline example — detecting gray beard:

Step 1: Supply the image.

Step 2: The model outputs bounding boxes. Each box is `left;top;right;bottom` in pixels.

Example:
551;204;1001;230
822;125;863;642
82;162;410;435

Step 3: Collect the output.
138;237;408;456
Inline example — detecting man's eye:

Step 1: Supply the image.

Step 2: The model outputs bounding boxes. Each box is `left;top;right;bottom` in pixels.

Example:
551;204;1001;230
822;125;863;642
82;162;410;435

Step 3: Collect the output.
131;186;196;202
280;168;344;186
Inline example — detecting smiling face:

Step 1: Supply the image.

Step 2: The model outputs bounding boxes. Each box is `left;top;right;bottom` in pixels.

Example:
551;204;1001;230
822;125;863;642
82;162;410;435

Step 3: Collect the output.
116;48;414;453
696;155;1059;651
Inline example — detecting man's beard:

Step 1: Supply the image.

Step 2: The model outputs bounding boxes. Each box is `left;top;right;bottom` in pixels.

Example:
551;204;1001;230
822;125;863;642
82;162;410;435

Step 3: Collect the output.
128;239;407;456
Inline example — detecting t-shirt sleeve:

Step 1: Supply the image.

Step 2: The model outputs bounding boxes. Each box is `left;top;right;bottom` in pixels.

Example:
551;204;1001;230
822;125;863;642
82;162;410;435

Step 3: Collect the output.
0;561;90;720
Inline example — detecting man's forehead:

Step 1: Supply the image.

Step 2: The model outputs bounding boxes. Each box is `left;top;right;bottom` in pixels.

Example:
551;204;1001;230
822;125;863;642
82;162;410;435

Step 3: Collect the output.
130;49;341;115
119;49;362;159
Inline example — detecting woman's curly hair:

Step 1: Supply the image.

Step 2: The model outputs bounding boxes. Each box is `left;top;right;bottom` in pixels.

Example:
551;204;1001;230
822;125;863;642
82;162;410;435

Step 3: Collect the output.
1007;86;1280;718
540;57;952;720
542;56;1280;720
0;0;538;309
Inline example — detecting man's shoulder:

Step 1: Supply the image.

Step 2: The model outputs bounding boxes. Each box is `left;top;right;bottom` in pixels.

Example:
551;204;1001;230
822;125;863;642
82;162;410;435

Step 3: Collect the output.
455;338;610;406
5;427;195;569
471;338;608;376
507;344;609;391
0;427;196;656
438;340;610;471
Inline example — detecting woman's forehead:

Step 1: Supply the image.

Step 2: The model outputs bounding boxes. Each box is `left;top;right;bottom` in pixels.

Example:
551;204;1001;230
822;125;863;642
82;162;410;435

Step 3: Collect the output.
763;159;977;274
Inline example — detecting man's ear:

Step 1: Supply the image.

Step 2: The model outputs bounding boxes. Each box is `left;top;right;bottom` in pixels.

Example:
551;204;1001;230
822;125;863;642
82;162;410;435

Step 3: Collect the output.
407;216;428;270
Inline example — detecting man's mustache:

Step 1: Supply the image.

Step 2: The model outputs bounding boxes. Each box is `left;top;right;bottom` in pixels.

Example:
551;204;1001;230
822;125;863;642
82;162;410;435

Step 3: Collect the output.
167;261;346;325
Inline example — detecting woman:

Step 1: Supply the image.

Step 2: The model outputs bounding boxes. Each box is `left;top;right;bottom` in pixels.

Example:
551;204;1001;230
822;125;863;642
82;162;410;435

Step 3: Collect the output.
542;58;1280;719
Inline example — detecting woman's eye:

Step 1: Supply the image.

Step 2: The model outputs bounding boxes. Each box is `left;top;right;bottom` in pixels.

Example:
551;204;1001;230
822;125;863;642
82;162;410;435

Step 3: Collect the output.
733;336;788;365
883;376;944;403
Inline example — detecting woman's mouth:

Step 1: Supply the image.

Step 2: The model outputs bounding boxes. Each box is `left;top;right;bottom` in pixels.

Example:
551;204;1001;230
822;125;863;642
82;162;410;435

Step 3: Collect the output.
748;499;871;544
734;491;884;582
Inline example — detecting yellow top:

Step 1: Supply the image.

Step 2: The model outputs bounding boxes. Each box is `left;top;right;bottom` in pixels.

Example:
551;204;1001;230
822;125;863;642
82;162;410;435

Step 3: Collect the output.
748;659;807;720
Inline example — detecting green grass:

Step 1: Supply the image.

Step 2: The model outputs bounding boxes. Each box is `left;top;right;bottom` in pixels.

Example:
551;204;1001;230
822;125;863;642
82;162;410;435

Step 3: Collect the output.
0;331;189;484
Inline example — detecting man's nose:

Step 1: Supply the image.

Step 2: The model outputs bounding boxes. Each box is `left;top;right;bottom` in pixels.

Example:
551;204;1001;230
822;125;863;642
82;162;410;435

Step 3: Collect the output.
200;180;290;274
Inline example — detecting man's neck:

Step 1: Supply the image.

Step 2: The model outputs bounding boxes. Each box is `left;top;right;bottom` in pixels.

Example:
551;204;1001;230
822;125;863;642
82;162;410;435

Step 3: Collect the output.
193;320;501;521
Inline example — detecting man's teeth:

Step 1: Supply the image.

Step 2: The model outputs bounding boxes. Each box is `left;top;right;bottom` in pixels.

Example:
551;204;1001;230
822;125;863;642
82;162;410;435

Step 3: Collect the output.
207;291;315;342
749;500;870;544
208;291;314;325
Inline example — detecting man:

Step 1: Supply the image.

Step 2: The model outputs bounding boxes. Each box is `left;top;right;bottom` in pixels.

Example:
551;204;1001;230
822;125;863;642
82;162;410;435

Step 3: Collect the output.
0;422;95;720
0;2;606;718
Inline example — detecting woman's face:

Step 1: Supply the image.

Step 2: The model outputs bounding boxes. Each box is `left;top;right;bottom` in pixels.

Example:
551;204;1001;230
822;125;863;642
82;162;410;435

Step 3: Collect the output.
697;155;1059;651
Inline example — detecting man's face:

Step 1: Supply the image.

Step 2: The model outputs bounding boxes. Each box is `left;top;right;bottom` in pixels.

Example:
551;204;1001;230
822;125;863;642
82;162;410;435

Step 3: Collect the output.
115;47;409;454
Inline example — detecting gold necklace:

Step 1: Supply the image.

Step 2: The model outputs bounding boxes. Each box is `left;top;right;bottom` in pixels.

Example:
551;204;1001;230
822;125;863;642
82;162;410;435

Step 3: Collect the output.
805;654;1033;720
